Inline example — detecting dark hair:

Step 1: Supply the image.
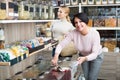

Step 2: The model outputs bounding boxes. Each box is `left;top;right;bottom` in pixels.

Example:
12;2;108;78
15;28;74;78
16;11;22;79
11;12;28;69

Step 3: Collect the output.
72;12;89;27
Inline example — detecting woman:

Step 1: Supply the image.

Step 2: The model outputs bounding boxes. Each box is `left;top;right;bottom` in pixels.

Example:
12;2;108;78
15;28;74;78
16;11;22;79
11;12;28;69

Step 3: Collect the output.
51;12;104;80
51;6;75;57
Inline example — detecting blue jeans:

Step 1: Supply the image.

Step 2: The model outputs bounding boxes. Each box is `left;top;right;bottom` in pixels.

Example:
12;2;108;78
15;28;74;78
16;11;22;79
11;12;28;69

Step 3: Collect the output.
80;53;104;80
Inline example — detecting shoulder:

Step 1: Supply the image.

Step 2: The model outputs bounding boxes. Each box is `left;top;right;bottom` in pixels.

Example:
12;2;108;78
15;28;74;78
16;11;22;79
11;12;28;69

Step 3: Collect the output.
90;28;99;34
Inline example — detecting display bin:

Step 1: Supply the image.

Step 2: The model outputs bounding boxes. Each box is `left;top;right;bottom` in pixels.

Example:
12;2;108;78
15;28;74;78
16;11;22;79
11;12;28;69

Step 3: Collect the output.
29;44;44;53
10;57;18;66
44;39;52;45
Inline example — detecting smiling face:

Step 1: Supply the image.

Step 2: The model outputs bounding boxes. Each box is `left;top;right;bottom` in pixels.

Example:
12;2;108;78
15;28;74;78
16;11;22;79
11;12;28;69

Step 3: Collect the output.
74;17;85;32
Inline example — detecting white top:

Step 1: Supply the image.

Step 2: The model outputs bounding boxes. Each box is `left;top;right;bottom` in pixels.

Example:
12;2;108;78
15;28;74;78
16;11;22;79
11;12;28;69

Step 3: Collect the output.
55;28;102;61
51;19;75;40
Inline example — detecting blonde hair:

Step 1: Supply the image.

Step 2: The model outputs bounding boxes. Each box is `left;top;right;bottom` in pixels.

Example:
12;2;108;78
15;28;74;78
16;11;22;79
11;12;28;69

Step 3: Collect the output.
60;6;71;22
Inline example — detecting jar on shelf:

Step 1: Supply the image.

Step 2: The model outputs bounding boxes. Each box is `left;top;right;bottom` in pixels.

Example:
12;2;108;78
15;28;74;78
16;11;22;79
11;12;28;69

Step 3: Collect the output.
0;2;7;20
41;1;48;20
13;3;19;20
33;4;39;20
48;1;54;19
71;0;78;5
29;5;34;20
18;1;30;20
6;0;14;20
39;4;42;20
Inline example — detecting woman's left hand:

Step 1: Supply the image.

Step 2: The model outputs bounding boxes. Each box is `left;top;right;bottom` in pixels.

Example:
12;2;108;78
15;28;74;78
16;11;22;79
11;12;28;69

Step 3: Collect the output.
77;56;87;64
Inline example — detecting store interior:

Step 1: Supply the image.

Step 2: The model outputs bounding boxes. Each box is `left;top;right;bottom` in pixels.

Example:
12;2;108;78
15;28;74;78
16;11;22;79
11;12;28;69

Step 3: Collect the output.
0;0;120;80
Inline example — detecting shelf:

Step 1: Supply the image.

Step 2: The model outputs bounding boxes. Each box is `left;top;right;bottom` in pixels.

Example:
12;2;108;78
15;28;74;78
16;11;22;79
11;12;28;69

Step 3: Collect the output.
81;4;120;7
54;3;120;8
0;20;58;24
0;41;58;66
54;5;79;8
94;27;120;30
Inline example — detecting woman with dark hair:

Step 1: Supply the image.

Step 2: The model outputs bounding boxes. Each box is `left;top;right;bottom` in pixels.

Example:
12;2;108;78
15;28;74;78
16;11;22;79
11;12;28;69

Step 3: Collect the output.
51;12;104;80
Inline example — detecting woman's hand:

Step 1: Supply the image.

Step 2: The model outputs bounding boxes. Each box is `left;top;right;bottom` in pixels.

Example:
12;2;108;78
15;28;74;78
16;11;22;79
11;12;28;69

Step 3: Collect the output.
77;56;87;64
51;55;59;66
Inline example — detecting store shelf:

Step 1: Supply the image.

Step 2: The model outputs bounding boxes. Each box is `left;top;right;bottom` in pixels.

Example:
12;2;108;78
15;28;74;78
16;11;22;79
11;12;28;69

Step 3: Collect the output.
81;4;120;7
0;41;58;66
0;20;58;24
54;5;79;8
54;3;120;8
94;27;120;30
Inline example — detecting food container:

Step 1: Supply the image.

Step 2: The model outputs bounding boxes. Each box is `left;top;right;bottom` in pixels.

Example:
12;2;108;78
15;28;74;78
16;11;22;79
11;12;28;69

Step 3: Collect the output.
104;39;117;52
65;0;71;5
18;1;30;20
115;0;120;4
88;0;94;4
117;16;120;27
33;4;39;20
95;0;102;5
102;0;108;4
39;4;42;20
105;16;116;27
6;0;14;20
71;0;78;5
29;5;34;20
81;0;88;5
48;2;54;19
13;3;18;20
41;5;48;20
0;2;7;20
108;0;114;4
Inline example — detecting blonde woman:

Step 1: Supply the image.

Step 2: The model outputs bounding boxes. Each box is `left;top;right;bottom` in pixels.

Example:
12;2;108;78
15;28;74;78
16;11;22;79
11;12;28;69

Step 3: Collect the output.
51;6;75;57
